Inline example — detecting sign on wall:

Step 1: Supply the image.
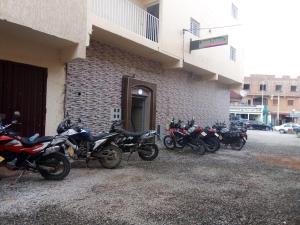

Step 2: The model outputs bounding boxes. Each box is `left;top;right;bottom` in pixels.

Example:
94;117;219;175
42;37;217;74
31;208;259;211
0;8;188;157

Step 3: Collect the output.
190;35;229;51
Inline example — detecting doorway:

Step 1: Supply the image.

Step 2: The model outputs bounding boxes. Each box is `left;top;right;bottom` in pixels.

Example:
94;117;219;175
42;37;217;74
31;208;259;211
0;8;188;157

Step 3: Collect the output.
131;96;146;131
122;77;156;131
131;86;151;131
0;60;47;136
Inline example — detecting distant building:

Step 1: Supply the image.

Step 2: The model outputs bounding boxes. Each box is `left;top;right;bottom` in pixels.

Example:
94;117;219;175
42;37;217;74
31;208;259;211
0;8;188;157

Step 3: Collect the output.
229;91;263;121
242;75;300;125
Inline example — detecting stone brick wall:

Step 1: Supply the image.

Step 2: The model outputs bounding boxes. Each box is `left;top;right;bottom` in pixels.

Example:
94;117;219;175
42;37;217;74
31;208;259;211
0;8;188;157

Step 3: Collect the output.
66;40;230;134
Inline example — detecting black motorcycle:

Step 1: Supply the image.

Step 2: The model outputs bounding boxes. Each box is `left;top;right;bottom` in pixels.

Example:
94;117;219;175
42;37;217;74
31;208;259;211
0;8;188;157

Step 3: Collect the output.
57;117;122;169
110;121;159;161
213;122;247;150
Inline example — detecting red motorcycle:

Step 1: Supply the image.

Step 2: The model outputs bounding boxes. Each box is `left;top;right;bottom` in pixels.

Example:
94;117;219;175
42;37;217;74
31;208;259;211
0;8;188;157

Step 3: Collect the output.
163;119;206;154
0;112;70;181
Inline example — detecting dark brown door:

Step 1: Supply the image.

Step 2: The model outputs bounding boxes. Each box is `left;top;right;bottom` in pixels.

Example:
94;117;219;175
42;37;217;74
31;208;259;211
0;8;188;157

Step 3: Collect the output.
122;76;156;131
0;60;47;136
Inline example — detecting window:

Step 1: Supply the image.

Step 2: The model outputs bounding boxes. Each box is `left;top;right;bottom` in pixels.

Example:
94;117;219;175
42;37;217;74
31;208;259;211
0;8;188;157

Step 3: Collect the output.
243;84;250;90
275;85;282;92
288;100;294;106
231;3;238;19
273;99;278;105
291;85;297;92
260;84;267;91
230;46;236;61
247;99;251;105
190;18;200;37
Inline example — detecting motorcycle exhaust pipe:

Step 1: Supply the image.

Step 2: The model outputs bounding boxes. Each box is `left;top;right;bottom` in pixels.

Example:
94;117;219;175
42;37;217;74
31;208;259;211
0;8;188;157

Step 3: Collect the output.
43;146;60;156
65;140;78;151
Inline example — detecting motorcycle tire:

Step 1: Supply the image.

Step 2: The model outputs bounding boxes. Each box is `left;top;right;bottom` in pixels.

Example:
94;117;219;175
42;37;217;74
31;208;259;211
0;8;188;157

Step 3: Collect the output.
163;135;176;150
230;138;244;151
99;144;122;169
204;137;220;153
138;144;159;161
38;152;70;181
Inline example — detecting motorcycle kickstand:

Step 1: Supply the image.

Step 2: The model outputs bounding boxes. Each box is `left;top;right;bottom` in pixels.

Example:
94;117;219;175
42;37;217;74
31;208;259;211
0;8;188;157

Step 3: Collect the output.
85;158;90;168
11;170;25;185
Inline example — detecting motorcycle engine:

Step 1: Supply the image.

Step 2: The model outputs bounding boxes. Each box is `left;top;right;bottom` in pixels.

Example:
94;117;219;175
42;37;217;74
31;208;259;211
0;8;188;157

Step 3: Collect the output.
75;142;88;159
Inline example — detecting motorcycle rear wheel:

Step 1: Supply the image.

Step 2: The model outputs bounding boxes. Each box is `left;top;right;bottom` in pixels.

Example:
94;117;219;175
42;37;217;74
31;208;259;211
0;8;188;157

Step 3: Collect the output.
138;144;159;161
230;138;245;151
38;152;70;181
204;137;220;153
98;144;122;169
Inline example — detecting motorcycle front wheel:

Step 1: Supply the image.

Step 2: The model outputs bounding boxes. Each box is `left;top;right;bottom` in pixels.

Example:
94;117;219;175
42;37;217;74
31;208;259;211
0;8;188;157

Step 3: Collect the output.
98;144;122;169
38;152;70;181
138;144;159;161
163;135;176;150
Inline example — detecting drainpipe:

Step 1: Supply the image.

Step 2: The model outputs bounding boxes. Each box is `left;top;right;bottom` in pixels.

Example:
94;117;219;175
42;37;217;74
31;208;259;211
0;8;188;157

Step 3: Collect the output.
63;64;68;117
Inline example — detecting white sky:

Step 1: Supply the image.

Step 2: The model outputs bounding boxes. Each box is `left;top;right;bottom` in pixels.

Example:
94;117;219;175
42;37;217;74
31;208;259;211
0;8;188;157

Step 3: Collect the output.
242;0;300;77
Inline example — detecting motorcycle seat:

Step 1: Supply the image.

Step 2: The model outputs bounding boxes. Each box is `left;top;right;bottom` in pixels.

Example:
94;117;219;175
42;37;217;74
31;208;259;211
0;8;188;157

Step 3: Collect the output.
21;136;53;147
115;128;147;137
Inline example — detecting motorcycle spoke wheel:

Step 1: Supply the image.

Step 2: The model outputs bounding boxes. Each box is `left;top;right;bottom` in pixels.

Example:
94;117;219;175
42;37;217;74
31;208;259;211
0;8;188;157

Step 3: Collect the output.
163;136;176;150
138;144;159;161
98;145;122;169
230;139;244;151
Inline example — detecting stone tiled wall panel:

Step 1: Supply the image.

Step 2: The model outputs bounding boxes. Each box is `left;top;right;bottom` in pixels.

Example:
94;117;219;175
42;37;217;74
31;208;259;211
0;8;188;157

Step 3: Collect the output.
66;40;229;133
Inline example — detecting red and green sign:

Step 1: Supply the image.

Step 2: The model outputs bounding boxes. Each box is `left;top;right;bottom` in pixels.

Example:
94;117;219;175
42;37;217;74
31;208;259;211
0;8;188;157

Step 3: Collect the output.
190;35;228;51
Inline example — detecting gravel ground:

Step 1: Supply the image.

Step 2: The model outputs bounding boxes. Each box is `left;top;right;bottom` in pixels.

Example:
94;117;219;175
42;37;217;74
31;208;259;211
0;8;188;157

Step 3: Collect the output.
0;130;299;225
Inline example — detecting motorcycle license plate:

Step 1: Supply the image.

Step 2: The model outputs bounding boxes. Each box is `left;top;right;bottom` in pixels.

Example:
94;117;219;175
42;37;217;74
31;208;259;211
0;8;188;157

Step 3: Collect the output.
201;132;207;136
0;156;5;163
214;133;219;137
67;147;75;157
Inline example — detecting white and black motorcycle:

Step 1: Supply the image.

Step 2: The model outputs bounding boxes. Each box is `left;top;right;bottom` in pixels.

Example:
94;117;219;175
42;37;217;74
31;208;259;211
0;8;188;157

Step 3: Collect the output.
57;117;122;169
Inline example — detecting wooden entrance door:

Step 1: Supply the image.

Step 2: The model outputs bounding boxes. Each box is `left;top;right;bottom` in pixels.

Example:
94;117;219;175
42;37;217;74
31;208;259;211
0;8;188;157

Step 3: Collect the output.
0;60;47;136
122;76;156;131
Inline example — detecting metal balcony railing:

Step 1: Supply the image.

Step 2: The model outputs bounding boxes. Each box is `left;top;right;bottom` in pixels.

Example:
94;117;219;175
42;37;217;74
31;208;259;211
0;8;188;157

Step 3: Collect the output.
90;0;159;42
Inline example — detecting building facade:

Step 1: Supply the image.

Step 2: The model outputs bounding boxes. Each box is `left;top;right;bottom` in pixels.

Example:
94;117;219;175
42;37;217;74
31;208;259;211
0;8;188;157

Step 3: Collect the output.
0;0;243;136
0;0;87;135
242;75;300;124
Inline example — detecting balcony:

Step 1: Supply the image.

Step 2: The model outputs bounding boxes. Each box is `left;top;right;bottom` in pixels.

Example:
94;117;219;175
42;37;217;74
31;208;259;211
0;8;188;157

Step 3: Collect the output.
89;0;159;42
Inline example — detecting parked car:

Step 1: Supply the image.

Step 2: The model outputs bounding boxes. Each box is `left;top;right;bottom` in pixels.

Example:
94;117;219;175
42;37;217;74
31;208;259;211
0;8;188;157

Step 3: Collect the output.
248;121;271;131
230;119;248;129
274;123;300;134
